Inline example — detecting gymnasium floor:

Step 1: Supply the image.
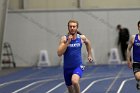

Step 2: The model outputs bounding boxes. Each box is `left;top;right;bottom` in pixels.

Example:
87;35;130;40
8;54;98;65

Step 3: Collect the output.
0;64;139;93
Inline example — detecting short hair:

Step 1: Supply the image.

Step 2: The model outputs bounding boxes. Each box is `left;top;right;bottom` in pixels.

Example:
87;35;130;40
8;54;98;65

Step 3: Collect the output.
68;19;79;28
138;20;140;27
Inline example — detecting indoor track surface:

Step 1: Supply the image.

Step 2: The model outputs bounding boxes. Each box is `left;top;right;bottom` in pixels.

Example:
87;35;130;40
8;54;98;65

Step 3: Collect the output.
0;64;139;93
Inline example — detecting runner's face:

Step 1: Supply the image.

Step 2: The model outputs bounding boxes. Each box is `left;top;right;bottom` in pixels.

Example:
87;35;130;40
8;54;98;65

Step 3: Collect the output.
68;22;78;35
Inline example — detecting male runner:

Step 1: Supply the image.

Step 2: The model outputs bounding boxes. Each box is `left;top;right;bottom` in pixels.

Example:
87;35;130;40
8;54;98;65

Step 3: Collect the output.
57;19;94;93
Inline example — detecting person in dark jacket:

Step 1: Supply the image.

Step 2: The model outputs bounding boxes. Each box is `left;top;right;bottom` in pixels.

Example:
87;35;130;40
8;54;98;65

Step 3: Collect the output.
117;24;130;61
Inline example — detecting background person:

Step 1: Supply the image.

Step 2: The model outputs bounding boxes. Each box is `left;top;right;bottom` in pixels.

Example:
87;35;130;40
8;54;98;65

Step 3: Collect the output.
117;24;130;61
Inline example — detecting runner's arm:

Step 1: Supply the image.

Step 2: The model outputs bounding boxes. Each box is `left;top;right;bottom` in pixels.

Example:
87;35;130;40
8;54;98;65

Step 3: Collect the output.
81;35;94;62
126;35;134;68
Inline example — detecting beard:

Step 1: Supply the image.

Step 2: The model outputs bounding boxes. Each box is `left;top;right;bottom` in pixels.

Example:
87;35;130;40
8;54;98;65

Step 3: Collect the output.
69;30;77;35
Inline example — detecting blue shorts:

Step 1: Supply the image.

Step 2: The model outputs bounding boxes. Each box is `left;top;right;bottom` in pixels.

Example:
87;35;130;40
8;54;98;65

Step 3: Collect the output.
63;65;85;86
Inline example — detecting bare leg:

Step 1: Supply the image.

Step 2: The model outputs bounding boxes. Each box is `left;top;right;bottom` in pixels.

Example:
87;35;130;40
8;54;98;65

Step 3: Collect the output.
72;74;80;93
135;72;140;89
135;72;140;80
67;85;75;93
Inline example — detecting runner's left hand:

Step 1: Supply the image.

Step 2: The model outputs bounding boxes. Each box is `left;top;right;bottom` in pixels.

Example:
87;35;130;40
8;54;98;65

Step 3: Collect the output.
88;56;93;63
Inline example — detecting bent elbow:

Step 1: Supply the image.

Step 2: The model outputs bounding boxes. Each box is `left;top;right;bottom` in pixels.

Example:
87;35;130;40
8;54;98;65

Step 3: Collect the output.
58;54;62;57
57;51;62;57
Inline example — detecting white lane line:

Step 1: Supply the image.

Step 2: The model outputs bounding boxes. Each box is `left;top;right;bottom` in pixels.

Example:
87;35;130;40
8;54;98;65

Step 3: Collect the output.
81;77;115;93
0;80;26;87
117;77;134;93
0;78;41;87
12;78;58;93
105;67;125;93
0;75;62;87
46;82;65;93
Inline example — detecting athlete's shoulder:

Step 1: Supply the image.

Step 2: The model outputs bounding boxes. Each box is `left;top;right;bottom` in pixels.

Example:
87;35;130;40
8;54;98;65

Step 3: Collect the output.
131;34;136;39
59;35;67;43
79;34;86;39
79;34;89;44
133;34;136;37
130;34;136;43
60;35;66;39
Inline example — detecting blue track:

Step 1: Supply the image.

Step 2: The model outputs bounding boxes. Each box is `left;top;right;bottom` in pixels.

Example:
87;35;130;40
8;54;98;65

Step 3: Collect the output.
0;64;139;93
